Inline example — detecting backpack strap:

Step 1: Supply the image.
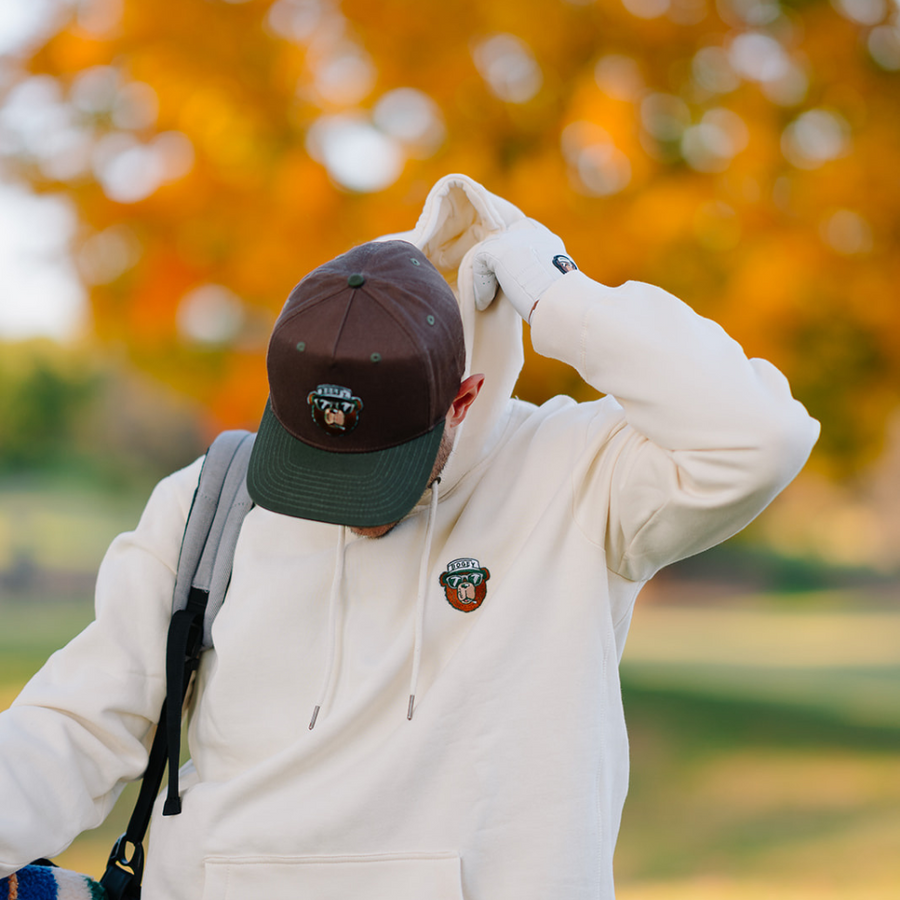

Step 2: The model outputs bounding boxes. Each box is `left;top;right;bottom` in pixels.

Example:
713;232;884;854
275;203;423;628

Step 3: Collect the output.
101;430;256;899
171;430;257;648
163;430;256;815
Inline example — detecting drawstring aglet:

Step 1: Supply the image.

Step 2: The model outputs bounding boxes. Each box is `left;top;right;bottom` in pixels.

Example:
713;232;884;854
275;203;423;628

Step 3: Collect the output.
309;705;320;730
407;695;415;721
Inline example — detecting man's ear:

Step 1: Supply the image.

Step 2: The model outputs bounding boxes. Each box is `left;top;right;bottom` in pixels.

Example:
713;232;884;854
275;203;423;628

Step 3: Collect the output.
447;374;485;428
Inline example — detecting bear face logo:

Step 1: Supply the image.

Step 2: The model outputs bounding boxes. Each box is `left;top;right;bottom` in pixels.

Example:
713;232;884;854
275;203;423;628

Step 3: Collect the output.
307;384;363;435
552;254;578;275
439;557;490;612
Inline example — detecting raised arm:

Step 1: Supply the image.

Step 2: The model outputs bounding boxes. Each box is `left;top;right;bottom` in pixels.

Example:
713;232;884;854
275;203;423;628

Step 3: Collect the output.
474;219;819;582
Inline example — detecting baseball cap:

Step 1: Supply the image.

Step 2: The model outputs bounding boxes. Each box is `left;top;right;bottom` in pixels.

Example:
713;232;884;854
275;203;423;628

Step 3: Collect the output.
246;240;466;527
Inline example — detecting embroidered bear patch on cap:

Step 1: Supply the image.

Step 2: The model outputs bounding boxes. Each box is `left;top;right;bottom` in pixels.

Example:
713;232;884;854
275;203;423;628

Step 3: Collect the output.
307;384;363;435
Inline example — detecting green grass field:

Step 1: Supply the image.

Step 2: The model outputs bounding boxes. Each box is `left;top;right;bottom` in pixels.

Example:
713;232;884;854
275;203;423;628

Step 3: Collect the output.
2;478;899;896
2;591;898;897
615;600;900;899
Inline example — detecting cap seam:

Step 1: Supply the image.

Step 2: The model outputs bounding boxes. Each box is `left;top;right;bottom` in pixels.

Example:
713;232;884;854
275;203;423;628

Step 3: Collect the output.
365;282;457;420
276;282;357;330
330;289;357;361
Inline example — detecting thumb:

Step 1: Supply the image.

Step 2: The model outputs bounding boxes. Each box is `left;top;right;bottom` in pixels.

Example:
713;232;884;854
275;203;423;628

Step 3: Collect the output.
471;249;499;311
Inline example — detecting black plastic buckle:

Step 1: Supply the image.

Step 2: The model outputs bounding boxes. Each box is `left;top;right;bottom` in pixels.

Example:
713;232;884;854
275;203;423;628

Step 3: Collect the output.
100;834;144;900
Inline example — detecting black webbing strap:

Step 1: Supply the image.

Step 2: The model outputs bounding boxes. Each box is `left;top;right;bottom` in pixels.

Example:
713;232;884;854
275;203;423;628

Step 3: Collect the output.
162;586;209;816
99;590;206;899
99;723;158;899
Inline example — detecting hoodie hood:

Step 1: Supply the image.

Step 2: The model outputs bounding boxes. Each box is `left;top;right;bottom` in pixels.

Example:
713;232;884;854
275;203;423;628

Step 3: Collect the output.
378;174;527;496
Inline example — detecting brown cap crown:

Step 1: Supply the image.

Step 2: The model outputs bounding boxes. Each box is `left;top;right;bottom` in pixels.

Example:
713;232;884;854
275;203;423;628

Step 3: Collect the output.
267;241;465;452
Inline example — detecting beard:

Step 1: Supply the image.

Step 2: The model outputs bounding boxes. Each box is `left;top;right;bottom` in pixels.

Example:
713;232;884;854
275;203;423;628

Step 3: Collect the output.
428;426;455;487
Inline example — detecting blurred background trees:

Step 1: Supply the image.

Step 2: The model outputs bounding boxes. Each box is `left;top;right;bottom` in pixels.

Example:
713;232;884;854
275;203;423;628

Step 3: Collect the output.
2;4;900;893
1;0;899;556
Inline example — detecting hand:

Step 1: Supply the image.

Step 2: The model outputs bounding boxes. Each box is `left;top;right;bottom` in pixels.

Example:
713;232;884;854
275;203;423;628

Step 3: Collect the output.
472;218;577;322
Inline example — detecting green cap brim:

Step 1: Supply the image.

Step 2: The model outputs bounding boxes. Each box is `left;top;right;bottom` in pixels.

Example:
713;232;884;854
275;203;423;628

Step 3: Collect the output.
247;399;445;527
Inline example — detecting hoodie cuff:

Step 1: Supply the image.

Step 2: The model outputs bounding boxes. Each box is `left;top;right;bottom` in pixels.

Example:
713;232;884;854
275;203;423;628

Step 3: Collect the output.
529;270;604;375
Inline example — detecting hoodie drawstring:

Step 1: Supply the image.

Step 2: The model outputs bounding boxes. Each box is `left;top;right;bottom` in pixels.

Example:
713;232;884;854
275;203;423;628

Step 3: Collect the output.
309;525;346;730
308;482;440;731
408;478;440;721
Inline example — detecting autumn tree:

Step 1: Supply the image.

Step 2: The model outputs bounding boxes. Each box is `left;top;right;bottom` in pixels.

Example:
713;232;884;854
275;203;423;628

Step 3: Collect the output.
2;0;898;473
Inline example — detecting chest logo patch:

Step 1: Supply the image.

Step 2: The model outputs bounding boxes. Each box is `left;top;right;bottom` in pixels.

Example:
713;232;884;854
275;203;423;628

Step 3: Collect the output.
439;557;490;612
307;384;363;434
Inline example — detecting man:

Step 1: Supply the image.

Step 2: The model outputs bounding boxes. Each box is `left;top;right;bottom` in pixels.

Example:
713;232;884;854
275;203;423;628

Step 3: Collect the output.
0;175;818;899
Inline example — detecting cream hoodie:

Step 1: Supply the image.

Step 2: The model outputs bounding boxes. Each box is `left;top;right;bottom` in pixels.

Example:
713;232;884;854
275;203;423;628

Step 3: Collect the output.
0;175;819;899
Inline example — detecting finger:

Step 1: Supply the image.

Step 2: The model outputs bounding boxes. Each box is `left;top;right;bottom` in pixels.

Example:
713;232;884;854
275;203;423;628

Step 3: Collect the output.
471;252;499;310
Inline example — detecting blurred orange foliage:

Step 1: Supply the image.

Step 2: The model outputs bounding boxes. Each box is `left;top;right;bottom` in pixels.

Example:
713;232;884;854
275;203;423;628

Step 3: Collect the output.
4;0;899;473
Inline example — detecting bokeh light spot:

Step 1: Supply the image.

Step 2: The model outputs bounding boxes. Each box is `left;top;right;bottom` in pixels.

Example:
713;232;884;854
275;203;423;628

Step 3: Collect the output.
761;61;808;107
0;75;95;180
717;0;781;26
93;135;161;202
782;108;851;169
0;184;86;339
178;284;245;345
92;130;195;203
594;55;644;101
820;209;874;255
692;46;741;94
311;46;376;106
306;114;403;192
472;34;543;104
265;0;326;43
76;0;123;37
682;108;750;172
0;0;61;55
0;76;66;151
77;224;142;285
71;66;119;115
153;131;195;180
831;0;887;25
622;0;671;19
373;88;445;156
112;81;159;131
668;0;708;24
868;25;900;70
728;33;791;83
562;122;631;196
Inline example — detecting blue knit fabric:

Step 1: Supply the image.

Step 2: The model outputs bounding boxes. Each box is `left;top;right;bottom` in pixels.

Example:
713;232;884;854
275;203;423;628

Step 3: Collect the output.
0;866;106;899
17;865;55;899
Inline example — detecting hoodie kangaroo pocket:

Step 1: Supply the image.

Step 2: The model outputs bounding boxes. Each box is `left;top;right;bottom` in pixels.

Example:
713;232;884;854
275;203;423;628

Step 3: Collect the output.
202;851;464;900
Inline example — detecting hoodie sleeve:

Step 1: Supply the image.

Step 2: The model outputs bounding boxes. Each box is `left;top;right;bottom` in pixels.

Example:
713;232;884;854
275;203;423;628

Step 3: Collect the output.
529;271;820;583
0;460;200;876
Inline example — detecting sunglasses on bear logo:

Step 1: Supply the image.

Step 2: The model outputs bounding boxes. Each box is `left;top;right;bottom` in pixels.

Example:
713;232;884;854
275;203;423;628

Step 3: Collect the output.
307;387;364;433
442;570;486;590
310;396;359;416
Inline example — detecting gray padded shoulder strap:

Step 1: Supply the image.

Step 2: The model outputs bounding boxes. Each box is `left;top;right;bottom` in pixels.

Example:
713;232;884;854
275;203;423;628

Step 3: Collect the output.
171;430;256;649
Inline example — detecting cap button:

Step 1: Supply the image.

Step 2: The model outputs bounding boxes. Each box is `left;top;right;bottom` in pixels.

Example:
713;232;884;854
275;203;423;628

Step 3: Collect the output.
348;273;366;288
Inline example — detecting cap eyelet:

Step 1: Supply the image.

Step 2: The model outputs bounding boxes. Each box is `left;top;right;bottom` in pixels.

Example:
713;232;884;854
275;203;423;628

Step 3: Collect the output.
296;341;306;352
426;315;435;325
410;258;421;266
370;352;382;363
